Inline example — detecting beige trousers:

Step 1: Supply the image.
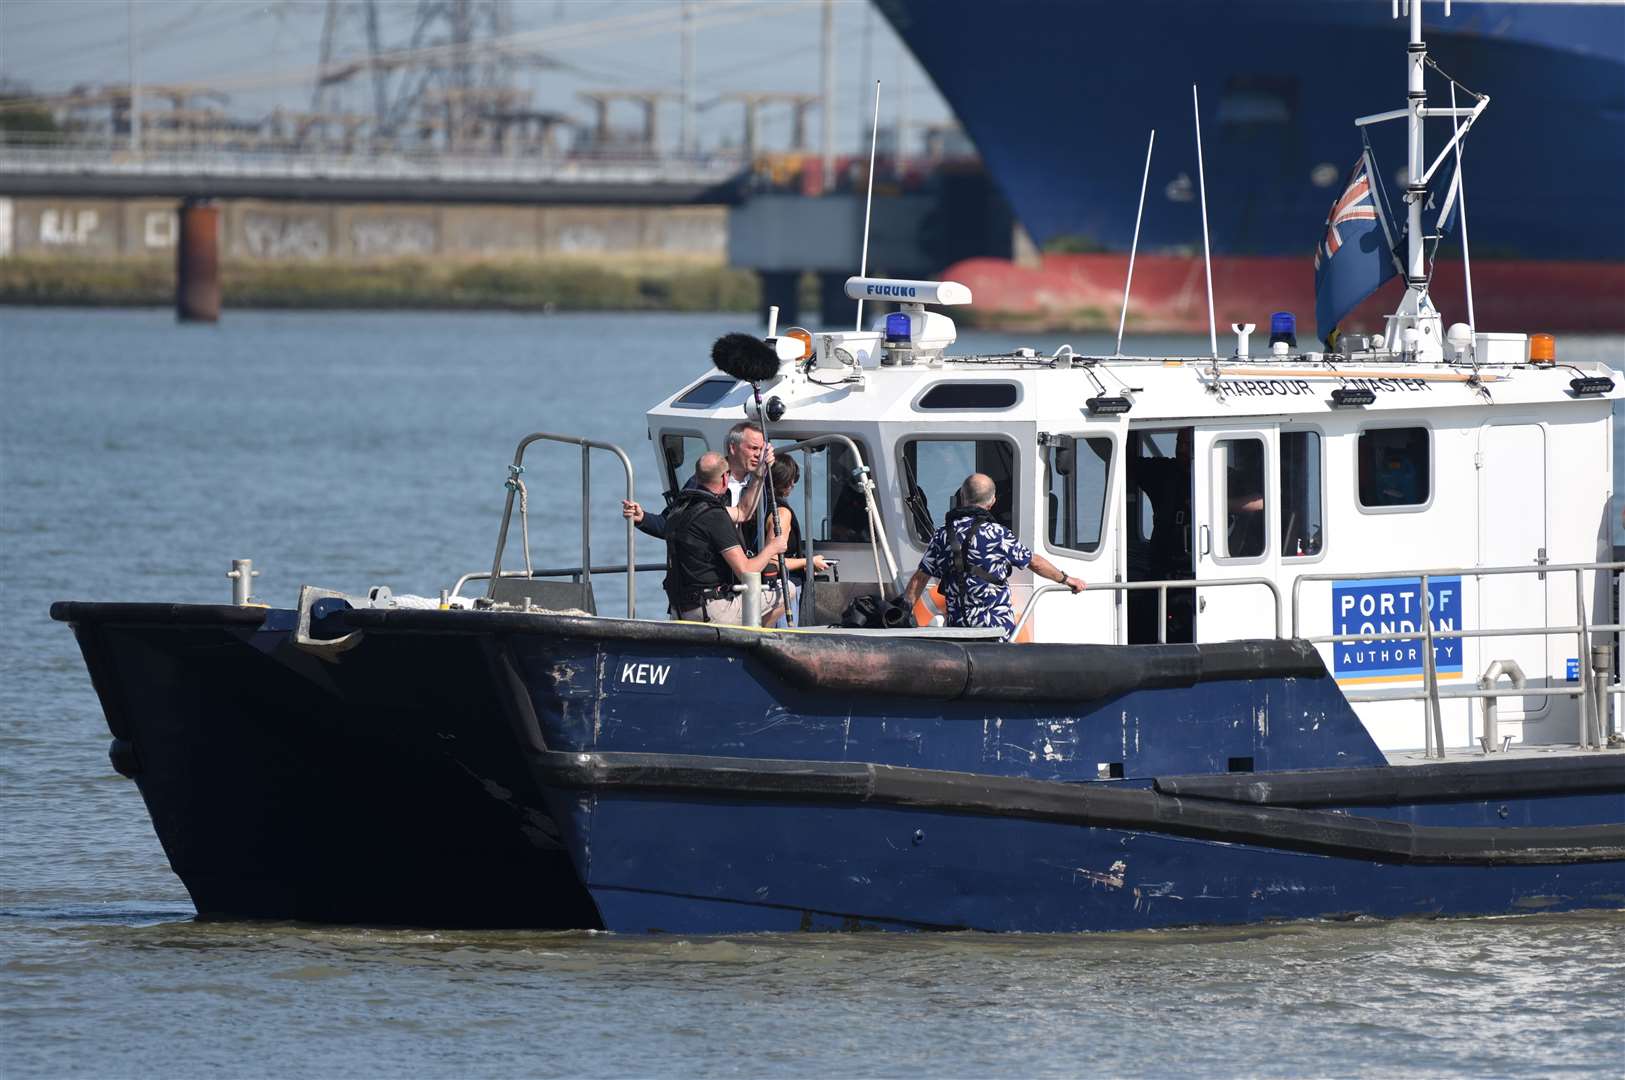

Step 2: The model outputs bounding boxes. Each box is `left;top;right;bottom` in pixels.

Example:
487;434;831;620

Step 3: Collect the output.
678;595;744;625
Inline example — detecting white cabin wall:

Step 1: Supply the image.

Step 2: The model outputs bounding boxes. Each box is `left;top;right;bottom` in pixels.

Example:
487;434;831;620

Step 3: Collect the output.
1291;411;1483;752
1513;407;1616;746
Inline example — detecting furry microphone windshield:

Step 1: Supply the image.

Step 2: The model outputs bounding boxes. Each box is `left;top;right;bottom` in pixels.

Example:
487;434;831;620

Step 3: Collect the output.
710;332;781;383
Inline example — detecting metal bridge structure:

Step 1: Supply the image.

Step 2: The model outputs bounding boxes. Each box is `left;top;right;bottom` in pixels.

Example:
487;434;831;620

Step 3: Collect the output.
0;143;744;206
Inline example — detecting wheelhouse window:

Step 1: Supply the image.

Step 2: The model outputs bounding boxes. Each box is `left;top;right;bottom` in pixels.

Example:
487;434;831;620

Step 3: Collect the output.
1358;427;1430;508
1281;430;1324;557
900;437;1017;543
659;432;707;490
773;435;874;544
1214;437;1266;560
673;377;737;408
916;382;1020;411
1043;435;1112;555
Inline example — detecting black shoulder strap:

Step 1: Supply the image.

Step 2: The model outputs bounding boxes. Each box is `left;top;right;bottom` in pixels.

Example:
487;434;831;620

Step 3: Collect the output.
946;507;1003;586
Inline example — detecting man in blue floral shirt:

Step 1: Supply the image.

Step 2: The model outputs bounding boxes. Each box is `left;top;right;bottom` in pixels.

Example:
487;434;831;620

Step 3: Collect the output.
901;473;1084;635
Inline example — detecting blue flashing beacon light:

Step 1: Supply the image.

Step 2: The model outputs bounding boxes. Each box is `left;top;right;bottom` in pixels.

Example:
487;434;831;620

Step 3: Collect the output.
1270;311;1297;348
885;312;912;343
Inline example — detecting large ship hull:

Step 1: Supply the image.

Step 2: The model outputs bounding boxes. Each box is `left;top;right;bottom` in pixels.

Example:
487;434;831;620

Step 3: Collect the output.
879;0;1625;330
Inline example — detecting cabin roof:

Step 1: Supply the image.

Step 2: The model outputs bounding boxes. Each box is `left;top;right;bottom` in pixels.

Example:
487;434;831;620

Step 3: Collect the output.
648;351;1621;428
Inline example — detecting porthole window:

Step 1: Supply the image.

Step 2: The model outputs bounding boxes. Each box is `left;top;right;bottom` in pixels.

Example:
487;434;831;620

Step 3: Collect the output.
1358;427;1430;509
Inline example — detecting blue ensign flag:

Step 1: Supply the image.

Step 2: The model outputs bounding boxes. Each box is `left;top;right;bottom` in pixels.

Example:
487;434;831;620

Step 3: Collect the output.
1314;153;1399;342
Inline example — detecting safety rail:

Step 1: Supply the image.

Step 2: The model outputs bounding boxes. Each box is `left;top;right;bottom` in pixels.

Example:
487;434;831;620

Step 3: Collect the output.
1291;561;1623;758
772;433;900;624
486;432;637;618
451;563;667;602
1009;577;1283;643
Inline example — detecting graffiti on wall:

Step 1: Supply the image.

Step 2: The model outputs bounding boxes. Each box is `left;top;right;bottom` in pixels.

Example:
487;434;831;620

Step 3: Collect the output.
351;217;436;256
39;208;101;246
242;212;328;259
143;211;176;249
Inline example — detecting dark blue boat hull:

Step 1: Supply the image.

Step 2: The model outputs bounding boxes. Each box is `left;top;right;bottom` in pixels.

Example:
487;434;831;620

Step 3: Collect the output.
564;795;1625;934
50;602;1625;933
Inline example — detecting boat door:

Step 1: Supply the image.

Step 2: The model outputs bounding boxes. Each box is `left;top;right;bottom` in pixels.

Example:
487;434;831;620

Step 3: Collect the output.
1477;421;1550;721
1193;426;1281;642
1124;427;1195;643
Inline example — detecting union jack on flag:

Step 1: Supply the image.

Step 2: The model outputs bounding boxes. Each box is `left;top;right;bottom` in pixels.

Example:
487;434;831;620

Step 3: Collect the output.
1313;151;1399;342
1314;157;1378;271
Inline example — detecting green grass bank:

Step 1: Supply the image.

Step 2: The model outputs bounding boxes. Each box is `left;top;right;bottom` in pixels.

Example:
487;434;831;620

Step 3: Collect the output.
0;255;768;313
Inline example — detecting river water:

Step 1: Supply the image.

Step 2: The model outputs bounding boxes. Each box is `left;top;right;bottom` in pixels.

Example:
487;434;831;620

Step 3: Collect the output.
2;307;1621;1077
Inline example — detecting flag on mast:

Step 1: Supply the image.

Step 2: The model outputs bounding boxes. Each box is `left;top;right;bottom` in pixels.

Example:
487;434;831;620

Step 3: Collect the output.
1313;151;1400;343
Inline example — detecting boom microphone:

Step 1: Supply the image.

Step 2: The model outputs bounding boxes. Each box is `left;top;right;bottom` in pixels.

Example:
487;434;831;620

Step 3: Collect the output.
711;333;781;384
711;330;791;622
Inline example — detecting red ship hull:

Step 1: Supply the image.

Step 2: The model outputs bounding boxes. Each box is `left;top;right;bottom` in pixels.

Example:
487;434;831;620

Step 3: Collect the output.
946;253;1625;337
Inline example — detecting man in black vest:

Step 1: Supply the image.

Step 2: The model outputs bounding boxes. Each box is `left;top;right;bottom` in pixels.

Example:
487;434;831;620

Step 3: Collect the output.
664;451;787;624
623;421;770;540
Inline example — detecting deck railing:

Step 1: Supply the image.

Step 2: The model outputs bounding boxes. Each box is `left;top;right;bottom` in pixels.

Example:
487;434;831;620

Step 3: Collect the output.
485;432;637;617
1291;561;1623;757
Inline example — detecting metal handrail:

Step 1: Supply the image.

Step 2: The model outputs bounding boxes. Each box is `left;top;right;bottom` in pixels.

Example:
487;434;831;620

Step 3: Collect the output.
772;434;900;618
1290;560;1625;637
1008;577;1283;643
451;563;667;600
1291;559;1623;755
486;432;637;618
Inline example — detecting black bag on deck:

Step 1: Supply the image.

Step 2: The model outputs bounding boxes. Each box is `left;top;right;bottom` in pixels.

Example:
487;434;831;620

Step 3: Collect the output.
840;594;918;630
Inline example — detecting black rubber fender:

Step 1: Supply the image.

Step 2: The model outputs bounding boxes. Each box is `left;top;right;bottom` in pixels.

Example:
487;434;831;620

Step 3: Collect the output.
108;736;141;778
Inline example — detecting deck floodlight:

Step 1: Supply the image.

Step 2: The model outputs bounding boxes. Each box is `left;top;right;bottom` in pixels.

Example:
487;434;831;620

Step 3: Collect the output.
1086;395;1133;415
1569;376;1615;396
1330;387;1376;407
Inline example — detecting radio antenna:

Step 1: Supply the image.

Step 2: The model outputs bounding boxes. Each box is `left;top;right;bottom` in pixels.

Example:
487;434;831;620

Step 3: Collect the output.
1115;129;1155;357
1449;81;1476;341
1193;84;1218;359
854;79;881;331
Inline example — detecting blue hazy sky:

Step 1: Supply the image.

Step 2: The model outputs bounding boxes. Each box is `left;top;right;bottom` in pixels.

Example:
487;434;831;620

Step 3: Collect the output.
0;0;953;153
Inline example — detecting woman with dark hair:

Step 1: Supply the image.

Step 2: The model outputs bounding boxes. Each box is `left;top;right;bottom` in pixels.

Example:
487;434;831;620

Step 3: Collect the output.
761;456;829;626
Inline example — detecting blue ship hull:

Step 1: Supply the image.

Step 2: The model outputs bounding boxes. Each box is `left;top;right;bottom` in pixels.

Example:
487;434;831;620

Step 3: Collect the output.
563;793;1625;934
875;1;1625;262
51;602;1625;933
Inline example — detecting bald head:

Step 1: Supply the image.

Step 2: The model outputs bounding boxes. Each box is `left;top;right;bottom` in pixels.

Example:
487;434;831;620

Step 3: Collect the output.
696;451;728;491
960;473;996;509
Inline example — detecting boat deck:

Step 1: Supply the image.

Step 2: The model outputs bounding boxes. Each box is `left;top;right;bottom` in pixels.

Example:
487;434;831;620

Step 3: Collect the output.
1385;743;1625;767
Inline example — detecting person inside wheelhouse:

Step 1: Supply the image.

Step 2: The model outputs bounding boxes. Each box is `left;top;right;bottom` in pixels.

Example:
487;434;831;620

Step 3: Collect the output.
1128;428;1196;643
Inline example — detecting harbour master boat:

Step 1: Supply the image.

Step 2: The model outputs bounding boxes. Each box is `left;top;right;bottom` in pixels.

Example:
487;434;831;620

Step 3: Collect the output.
53;4;1622;933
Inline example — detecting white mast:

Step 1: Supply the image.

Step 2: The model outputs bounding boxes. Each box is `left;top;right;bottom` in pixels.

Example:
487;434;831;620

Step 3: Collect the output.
1391;0;1442;360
